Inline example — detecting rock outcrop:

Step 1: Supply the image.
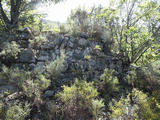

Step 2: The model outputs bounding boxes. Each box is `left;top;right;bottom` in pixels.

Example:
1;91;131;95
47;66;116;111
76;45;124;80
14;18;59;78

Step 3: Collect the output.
0;32;123;94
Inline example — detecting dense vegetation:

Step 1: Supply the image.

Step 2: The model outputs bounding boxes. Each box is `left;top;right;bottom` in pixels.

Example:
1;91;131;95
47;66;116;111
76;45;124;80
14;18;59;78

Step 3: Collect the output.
0;0;160;120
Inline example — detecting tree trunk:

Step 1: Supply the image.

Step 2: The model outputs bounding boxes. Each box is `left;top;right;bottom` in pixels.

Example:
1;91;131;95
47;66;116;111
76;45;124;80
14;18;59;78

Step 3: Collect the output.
0;0;22;30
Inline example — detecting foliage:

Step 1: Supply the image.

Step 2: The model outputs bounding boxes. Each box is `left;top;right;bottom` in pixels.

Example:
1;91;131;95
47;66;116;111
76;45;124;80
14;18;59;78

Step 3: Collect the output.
0;101;31;120
56;78;104;119
0;0;159;119
34;74;51;91
94;45;101;51
0;65;50;99
57;78;98;105
91;99;104;120
0;0;64;31
125;60;160;91
0;41;20;60
96;0;160;65
67;8;89;36
29;34;47;48
22;68;51;99
97;68;119;108
0;65;30;89
46;50;65;81
84;55;91;60
100;68;119;94
109;88;160;120
67;7;111;41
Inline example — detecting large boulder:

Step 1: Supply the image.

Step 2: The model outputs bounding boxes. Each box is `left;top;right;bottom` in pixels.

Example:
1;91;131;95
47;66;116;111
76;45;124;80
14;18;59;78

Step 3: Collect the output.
19;49;35;63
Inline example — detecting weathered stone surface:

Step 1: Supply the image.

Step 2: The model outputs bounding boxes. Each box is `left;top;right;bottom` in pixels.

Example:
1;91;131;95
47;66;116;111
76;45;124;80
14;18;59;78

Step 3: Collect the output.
78;38;89;47
37;56;50;61
0;85;17;94
19;49;35;63
43;90;54;98
79;32;89;39
12;33;117;89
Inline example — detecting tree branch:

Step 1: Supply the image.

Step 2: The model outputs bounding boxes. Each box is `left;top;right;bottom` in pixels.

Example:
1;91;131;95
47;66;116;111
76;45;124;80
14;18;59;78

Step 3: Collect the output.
131;41;150;63
0;1;10;27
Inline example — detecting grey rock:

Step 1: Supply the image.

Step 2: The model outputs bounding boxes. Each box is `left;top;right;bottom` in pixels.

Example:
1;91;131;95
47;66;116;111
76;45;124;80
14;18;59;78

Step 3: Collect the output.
12;34;114;92
29;63;36;70
55;49;60;56
80;32;89;39
19;27;31;40
19;50;35;63
0;85;17;94
39;51;49;56
43;90;54;98
50;52;56;61
35;62;45;70
48;42;55;49
68;41;74;48
83;47;92;56
73;50;84;59
41;44;49;49
37;56;49;61
78;38;89;47
19;27;31;33
54;35;63;47
69;36;76;42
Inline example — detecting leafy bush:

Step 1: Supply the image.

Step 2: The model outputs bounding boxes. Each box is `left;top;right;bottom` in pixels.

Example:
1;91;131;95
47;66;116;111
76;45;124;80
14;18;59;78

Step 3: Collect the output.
56;78;104;119
99;68;119;94
32;68;51;91
29;35;47;48
67;8;89;36
67;7;110;41
91;99;105;120
34;74;51;91
0;65;50;99
84;55;91;60
22;69;51;99
22;80;41;99
97;68;119;108
0;65;30;89
46;50;65;81
0;41;20;60
94;45;102;51
57;79;98;105
126;60;160;91
109;88;160;120
0;101;31;120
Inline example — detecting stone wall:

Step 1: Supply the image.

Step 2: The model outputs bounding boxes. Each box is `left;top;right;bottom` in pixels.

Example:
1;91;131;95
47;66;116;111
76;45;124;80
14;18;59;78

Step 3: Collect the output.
0;31;123;94
17;33;123;88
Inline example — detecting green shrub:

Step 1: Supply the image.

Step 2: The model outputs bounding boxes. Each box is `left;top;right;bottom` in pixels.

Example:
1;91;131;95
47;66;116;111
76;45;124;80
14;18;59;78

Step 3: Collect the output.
126;61;160;91
57;78;98;105
29;35;47;48
0;66;50;99
91;99;105;120
32;68;51;91
46;50;65;81
22;69;50;99
34;74;51;91
94;45;102;51
100;68;119;92
0;101;31;120
96;68;119;107
84;55;91;60
22;80;41;99
0;65;30;89
0;41;20;60
109;88;160;120
56;78;104;119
